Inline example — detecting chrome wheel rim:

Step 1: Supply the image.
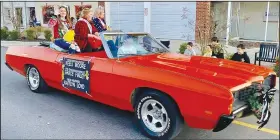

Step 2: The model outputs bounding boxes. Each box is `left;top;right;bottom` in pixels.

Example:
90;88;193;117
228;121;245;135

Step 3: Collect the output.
141;99;169;133
28;67;40;90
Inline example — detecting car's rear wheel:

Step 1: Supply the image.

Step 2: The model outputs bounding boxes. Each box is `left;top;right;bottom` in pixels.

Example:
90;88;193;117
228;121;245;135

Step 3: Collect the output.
26;66;48;93
134;90;184;140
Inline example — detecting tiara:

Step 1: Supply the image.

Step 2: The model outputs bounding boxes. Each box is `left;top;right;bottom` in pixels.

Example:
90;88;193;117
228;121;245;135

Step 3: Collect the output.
59;5;68;9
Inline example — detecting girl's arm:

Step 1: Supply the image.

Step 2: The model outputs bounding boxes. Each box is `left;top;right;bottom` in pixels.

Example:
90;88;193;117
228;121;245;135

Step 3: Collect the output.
48;17;59;39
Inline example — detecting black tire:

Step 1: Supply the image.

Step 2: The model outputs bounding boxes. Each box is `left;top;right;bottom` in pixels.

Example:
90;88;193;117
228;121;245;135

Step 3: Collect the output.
26;65;49;93
134;90;184;140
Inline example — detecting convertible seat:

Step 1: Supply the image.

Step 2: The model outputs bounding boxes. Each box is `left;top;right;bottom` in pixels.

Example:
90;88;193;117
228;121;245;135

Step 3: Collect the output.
107;40;118;57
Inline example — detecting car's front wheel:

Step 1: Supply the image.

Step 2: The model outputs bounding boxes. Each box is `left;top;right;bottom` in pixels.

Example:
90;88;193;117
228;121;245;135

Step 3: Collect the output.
26;66;48;93
134;90;184;140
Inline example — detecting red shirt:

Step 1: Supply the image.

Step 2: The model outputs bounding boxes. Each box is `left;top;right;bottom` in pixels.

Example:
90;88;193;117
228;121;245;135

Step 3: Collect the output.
74;18;98;50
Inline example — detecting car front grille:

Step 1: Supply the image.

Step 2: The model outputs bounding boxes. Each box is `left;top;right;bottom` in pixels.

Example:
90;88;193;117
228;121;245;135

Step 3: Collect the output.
232;75;275;111
234;84;257;101
232;83;260;111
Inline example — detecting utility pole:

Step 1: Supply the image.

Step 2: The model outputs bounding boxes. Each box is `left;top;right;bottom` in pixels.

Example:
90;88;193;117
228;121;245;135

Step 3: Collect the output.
226;1;232;47
264;2;270;42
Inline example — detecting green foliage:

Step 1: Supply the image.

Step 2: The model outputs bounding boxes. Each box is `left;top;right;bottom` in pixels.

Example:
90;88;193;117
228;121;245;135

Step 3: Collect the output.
1;27;9;40
8;30;20;40
25;27;37;40
44;29;52;41
35;26;44;33
2;26;8;30
179;42;188;54
246;85;274;119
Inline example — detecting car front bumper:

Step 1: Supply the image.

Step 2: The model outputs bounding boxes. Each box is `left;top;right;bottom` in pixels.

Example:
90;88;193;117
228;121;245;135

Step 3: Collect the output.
212;105;249;132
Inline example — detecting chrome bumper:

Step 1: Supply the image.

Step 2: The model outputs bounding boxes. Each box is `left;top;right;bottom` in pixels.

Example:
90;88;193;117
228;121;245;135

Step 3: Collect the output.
213;105;249;132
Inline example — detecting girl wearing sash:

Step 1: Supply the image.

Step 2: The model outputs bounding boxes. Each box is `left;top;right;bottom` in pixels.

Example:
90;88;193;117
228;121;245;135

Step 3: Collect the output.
74;8;101;52
92;7;107;32
48;5;72;39
48;5;80;53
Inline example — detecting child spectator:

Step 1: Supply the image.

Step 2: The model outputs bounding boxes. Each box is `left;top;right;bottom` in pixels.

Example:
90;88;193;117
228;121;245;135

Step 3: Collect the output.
184;42;196;56
231;44;250;63
203;45;212;57
211;37;224;59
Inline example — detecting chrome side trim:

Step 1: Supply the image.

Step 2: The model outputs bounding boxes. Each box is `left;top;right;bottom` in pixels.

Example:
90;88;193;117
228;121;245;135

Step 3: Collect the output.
232;105;249;115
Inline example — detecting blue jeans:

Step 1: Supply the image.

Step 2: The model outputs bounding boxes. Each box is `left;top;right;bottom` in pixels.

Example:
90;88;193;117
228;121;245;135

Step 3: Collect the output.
53;39;79;54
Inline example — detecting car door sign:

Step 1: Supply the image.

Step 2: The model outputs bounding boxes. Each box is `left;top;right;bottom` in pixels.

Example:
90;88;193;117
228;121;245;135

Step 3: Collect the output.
62;57;90;94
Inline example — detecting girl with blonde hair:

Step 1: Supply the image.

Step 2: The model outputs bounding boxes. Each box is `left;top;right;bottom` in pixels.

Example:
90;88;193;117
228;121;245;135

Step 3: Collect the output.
92;6;107;32
74;8;101;52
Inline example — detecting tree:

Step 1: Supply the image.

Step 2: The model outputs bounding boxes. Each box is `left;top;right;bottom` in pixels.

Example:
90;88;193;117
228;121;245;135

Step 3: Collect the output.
181;2;250;56
10;8;23;32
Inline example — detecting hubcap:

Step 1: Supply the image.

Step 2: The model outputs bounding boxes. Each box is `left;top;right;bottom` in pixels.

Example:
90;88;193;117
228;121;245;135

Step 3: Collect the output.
141;99;169;133
28;67;40;90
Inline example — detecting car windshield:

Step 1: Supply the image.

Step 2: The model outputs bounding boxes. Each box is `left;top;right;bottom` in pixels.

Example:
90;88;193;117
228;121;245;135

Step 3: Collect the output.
102;33;170;58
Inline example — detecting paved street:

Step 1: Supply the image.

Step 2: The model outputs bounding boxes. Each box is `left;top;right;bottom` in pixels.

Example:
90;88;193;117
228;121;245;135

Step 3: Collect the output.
1;46;279;139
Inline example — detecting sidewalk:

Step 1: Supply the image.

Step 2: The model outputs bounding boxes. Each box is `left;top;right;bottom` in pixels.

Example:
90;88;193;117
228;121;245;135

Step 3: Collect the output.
1;41;40;47
0;40;274;67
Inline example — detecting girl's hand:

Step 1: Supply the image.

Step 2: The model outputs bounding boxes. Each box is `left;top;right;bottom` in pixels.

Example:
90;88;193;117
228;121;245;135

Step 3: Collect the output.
88;34;94;38
94;32;99;36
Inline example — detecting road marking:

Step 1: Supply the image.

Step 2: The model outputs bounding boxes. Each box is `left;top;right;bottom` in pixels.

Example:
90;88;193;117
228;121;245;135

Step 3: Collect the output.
233;120;279;135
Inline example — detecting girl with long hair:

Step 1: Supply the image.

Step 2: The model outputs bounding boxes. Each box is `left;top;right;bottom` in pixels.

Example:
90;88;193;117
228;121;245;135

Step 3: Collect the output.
48;5;80;53
48;5;72;39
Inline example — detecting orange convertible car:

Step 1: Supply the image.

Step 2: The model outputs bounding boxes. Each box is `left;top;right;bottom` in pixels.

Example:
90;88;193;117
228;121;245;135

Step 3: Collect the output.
5;32;277;139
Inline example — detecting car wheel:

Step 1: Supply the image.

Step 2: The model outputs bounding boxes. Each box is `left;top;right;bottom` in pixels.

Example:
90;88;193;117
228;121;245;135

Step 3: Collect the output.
134;90;184;140
26;66;48;93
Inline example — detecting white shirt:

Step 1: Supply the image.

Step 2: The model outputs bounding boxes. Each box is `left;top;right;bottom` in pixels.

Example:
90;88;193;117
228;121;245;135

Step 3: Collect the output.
184;48;196;56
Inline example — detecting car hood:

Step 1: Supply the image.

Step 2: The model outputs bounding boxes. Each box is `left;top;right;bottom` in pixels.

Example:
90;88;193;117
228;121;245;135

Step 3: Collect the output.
119;53;274;91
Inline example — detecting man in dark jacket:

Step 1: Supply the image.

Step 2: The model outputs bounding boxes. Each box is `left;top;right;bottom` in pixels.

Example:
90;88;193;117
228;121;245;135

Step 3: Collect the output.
231;44;250;63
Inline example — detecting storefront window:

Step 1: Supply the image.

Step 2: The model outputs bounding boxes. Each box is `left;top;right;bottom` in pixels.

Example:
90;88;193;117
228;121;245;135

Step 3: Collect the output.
74;5;92;19
42;5;54;24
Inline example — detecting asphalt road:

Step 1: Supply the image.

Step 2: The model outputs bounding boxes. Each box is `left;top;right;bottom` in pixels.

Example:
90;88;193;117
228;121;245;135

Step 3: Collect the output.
1;47;279;139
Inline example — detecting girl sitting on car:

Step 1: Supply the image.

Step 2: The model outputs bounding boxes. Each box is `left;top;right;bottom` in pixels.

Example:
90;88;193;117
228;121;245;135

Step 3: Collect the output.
48;5;80;53
92;7;107;32
74;8;102;52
